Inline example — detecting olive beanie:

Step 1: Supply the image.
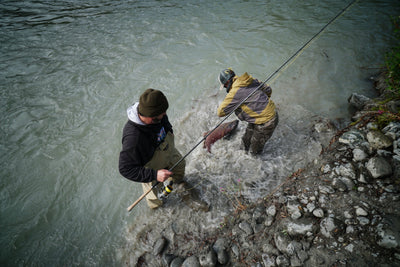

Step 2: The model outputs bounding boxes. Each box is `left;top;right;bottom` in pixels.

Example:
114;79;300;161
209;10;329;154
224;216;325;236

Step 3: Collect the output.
138;89;169;117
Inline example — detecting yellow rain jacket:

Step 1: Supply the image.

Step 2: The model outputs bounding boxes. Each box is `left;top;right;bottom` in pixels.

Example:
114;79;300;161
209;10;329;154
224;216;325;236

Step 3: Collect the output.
217;72;276;124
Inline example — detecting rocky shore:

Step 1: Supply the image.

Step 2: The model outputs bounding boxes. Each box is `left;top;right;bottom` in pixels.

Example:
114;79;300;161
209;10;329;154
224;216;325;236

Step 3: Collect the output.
133;73;400;267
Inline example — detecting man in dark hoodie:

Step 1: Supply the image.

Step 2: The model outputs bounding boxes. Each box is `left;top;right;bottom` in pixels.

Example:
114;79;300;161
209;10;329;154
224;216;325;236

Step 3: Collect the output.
119;89;185;209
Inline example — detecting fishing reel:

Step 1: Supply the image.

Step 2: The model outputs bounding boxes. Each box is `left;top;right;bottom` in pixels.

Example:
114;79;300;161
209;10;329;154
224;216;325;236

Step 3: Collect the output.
158;180;174;199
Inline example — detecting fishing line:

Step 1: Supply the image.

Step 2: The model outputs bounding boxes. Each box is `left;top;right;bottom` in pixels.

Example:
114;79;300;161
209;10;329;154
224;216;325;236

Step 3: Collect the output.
169;0;358;173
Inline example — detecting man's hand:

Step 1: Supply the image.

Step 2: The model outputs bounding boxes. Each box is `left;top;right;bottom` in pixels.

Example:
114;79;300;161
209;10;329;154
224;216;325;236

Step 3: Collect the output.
156;169;173;182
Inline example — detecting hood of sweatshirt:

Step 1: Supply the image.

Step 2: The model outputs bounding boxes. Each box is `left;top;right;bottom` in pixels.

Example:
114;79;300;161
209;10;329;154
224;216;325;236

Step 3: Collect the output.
127;102;145;125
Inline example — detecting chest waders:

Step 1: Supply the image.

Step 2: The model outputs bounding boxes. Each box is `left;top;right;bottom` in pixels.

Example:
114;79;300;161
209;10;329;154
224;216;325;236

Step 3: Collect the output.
142;132;185;209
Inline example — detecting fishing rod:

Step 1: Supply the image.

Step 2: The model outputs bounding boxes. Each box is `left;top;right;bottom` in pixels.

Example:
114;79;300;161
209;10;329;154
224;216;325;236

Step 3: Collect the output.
127;0;357;212
127;178;173;211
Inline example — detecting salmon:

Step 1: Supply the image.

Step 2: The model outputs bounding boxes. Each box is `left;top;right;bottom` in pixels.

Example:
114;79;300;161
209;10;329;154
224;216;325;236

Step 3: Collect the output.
203;120;239;152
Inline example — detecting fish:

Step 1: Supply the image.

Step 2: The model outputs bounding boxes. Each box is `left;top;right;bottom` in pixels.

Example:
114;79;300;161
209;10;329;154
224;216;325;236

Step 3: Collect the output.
203;120;239;152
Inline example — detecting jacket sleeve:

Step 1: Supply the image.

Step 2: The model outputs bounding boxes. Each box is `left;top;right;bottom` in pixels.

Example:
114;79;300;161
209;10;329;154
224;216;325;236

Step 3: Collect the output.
217;91;238;117
118;125;157;183
119;150;157;183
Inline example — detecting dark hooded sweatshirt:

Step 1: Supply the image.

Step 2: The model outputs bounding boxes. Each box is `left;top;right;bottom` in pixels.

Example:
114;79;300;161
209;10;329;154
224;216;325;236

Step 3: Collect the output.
118;103;173;183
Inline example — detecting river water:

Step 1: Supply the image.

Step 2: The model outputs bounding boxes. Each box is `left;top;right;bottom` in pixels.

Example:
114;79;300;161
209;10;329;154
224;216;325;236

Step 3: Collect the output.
1;0;399;265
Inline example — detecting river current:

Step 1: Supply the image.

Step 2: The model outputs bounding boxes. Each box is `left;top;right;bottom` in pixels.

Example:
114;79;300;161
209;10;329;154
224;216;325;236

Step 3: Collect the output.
1;0;399;265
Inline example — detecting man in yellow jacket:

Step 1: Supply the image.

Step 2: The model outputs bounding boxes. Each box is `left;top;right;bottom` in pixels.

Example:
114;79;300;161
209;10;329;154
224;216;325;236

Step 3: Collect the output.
217;68;279;155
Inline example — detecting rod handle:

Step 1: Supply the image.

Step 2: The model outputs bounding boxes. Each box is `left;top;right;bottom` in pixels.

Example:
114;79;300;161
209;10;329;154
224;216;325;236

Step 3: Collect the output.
127;182;159;212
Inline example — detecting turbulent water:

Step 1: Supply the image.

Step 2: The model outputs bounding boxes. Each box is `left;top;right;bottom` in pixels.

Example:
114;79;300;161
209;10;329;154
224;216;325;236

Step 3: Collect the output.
1;0;399;265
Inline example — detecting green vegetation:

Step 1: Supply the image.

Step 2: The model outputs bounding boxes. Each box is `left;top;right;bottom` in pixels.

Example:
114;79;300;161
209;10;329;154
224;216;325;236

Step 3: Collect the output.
384;16;400;96
372;15;400;129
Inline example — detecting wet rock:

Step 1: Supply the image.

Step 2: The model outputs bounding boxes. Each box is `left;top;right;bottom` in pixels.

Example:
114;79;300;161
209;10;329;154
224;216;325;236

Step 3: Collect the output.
153;236;167;255
377;149;392;157
318;185;335;194
254;223;264;233
348;93;371;110
353;148;368;162
278;195;287;204
366;130;393;150
162;254;175;266
217;249;229;265
394;140;400;154
286;219;317;236
263;243;279;255
320;217;345;238
231;244;240;258
306;202;316;212
334;177;355;191
382;122;400;138
182;255;200;267
357;216;370;226
265;216;274;227
289;248;309;266
313;208;324;218
253;206;266;224
322;164;331;173
376;215;400;249
262;254;276;267
170;257;184;267
335;163;356;179
358;171;371;184
318;194;330;208
286;197;302;220
199;250;217;267
212;238;229;265
366;156;392;178
276;255;290;266
274;232;291;254
332;178;348;192
267;205;277;217
239;221;254;235
286;241;308;266
345;243;355;252
355;207;368;216
338;130;365;147
212;238;226;253
387;100;400;114
393;155;400;178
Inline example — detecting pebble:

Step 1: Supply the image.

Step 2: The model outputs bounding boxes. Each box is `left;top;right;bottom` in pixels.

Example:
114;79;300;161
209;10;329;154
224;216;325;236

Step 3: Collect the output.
153;237;167;255
356;207;368;216
353;148;368;162
239;221;254;235
182;256;200;267
319;185;335;194
313;208;324;218
199;250;217;267
266;205;276;217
